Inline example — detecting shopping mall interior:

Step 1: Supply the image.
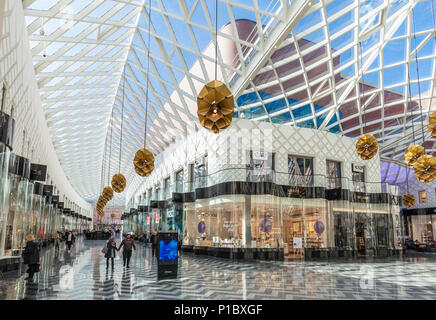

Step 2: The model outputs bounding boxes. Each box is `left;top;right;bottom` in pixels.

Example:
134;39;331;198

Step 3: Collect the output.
2;0;436;305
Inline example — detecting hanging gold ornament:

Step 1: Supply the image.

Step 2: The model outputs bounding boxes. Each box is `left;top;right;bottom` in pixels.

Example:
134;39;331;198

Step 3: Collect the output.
111;173;126;193
404;145;425;167
111;213;115;219
102;186;114;201
133;148;154;176
97;207;104;216
98;195;107;205
428;110;436;138
356;134;378;160
197;80;234;133
134;164;153;177
96;202;105;211
402;193;415;208
413;154;436;183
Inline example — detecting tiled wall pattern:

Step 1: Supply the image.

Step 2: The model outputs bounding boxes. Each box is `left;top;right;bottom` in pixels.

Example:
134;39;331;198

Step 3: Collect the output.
127;119;382;205
0;1;91;213
399;173;436;209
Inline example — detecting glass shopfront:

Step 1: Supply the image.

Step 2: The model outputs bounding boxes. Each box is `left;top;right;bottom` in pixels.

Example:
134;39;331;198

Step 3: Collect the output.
409;214;436;243
0;149;11;258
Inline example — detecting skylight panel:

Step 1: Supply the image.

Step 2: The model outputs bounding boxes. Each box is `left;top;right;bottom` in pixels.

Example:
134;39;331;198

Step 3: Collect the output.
40;61;64;73
61;0;93;15
88;0;119;19
109;4;137;22
27;0;59;11
61;22;92;38
64;61;86;73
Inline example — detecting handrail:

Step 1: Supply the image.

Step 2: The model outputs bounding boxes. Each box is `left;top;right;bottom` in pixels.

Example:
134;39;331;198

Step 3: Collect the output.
138;166;401;202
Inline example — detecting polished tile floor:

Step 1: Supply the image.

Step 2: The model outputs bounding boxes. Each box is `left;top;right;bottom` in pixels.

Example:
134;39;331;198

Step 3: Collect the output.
1;236;436;300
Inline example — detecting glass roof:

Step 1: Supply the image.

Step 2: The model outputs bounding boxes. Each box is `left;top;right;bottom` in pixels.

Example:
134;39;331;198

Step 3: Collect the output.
23;0;436;203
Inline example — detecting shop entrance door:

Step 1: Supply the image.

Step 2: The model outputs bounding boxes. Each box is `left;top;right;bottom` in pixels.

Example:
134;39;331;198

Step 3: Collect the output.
355;215;366;256
282;199;304;260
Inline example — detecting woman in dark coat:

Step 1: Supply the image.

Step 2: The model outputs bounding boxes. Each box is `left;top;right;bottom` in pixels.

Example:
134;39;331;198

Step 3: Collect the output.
22;234;40;282
105;238;118;270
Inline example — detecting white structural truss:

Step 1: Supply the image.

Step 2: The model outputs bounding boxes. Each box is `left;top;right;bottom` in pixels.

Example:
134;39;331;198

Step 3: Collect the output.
21;0;436;205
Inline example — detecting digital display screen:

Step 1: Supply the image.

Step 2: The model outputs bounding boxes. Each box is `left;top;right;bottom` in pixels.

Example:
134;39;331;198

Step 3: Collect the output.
159;239;178;263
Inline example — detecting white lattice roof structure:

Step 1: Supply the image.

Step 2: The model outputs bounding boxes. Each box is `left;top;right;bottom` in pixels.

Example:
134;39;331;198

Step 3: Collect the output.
21;0;436;205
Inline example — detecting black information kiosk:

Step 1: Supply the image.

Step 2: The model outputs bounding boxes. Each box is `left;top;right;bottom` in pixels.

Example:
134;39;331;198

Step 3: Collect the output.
157;231;178;280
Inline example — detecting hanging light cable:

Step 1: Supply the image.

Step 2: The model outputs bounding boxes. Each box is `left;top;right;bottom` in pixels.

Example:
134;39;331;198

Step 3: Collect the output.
102;111;114;203
356;42;378;160
197;0;234;133
134;0;155;177
405;59;424;167
410;8;436;183
427;0;436;137
403;166;415;208
111;69;127;193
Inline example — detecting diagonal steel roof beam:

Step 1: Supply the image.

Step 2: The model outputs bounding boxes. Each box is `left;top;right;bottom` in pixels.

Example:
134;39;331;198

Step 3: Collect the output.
229;0;314;98
318;0;418;130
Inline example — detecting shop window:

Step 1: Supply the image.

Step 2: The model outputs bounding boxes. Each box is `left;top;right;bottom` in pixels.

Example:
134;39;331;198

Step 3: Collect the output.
251;195;282;249
374;213;393;248
419;191;427;203
175;169;184;193
246;151;275;183
352;164;365;192
147;188;152;203
410;215;434;243
326;160;341;189
194;155;208;188
288;155;313;186
188;163;194;192
163;177;170;199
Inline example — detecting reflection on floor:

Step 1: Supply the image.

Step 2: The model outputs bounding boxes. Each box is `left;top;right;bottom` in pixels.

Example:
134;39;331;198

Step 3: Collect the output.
1;237;436;300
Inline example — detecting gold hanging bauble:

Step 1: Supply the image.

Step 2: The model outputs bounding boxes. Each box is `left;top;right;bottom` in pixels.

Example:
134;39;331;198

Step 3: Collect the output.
96;207;104;216
428;110;436;138
402;193;415;208
133;148;154;169
356;134;378;160
413;154;436;183
102;186;114;201
111;213;115;219
133;148;154;176
98;195;107;205
134;164;152;177
404;145;425;167
111;173;126;193
197;80;234;133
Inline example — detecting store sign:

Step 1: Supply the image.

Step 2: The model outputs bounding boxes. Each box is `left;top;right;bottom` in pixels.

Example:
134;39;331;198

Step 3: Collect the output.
252;151;268;161
43;185;53;196
167;209;174;218
293;237;303;249
194;157;205;167
352;164;365;173
30;163;47;181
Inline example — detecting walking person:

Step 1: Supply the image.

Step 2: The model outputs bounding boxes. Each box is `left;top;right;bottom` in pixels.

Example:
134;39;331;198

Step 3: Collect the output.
65;230;75;253
54;231;61;251
118;234;136;268
151;232;157;258
22;234;40;282
105;237;118;270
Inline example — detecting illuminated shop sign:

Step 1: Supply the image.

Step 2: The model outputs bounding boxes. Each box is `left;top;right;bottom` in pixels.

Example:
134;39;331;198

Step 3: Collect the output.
352;164;365;173
252;151;268;161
